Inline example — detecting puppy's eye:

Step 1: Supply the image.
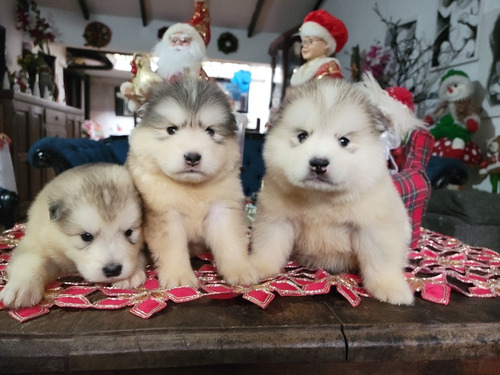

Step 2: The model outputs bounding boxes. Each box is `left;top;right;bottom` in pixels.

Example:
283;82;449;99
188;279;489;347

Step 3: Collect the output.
297;131;308;143
339;137;350;147
124;229;133;237
205;127;215;136
166;126;178;135
80;232;94;242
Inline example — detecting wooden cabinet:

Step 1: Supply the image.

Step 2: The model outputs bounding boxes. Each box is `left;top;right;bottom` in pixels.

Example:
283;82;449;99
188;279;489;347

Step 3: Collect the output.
0;91;83;217
268;25;303;102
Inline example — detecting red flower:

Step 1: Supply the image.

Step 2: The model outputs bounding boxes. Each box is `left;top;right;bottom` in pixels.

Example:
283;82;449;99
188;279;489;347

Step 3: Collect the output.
16;0;55;53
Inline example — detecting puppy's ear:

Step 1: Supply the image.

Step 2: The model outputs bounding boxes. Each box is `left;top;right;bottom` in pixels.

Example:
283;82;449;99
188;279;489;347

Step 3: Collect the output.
370;105;390;135
48;199;68;222
136;103;148;118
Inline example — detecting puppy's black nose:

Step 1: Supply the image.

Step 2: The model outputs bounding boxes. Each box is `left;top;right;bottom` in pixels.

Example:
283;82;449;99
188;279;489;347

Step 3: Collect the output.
103;264;122;278
309;157;329;174
184;152;201;166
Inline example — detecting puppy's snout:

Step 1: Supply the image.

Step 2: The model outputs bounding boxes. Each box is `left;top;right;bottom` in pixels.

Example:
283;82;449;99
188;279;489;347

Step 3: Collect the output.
184;152;202;166
103;264;122;278
309;157;329;174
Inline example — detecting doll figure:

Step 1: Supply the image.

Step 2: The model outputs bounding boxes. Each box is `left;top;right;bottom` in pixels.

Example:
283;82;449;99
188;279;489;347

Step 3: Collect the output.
289;10;348;87
119;0;210;112
425;69;482;164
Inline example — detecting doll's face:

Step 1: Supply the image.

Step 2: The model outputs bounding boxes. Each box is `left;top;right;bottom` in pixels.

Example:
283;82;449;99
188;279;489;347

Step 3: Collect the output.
301;37;329;61
168;32;192;49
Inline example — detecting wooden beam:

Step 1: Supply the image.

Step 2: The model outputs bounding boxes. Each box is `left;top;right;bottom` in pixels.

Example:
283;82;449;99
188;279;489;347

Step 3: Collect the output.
247;0;265;38
313;0;325;11
78;0;89;20
140;0;148;27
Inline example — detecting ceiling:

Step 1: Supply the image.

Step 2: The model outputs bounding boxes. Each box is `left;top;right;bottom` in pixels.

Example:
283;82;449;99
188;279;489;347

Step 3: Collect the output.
37;0;325;37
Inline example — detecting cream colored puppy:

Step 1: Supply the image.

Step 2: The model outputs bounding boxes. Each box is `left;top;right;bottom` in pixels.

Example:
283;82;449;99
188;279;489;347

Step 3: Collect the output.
0;164;146;309
127;78;255;289
251;79;414;305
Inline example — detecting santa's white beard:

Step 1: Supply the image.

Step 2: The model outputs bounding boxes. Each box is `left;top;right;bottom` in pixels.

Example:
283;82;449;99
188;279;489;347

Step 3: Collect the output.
152;42;205;80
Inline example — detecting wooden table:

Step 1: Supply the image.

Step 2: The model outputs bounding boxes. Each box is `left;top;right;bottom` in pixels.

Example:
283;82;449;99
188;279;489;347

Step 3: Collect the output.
0;288;498;374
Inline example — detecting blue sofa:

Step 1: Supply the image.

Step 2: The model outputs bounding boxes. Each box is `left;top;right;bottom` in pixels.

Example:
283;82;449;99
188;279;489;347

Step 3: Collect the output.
29;133;266;197
28;132;466;199
29;136;129;174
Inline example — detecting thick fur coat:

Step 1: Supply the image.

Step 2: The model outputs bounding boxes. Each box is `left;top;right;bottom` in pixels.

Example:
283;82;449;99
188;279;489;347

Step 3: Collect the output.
250;79;414;305
0;164;146;309
127;78;255;289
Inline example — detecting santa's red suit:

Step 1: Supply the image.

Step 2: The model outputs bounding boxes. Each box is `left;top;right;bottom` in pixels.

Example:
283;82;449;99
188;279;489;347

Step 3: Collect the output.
290;57;343;86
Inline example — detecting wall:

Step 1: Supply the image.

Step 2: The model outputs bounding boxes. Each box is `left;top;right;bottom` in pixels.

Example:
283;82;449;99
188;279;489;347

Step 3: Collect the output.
324;0;500;191
1;1;279;135
1;1;279;64
89;75;135;137
3;0;499;191
0;0;67;103
36;6;279;64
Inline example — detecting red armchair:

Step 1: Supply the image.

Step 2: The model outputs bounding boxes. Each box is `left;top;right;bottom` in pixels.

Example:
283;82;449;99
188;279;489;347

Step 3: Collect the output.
392;128;433;248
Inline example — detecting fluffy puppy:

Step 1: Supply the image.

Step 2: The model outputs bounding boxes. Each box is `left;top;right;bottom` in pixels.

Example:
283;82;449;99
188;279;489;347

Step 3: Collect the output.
250;79;414;305
0;164;146;309
127;78;255;289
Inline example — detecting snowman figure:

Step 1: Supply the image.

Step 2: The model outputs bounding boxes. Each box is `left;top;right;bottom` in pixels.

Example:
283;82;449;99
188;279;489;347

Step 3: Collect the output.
425;69;481;164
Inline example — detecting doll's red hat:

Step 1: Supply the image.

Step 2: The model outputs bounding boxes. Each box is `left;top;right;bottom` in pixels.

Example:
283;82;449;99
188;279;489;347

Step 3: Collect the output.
188;0;211;46
163;0;211;50
300;10;348;55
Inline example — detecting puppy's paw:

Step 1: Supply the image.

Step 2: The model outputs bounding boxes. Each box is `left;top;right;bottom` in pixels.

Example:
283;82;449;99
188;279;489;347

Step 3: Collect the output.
0;281;45;310
157;267;199;290
112;268;147;289
220;264;258;286
251;256;282;282
112;253;148;289
368;277;414;305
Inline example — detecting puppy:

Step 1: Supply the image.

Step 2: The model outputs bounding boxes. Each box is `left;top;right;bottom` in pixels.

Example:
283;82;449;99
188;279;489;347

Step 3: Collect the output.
250;79;414;305
0;164;147;309
126;78;255;289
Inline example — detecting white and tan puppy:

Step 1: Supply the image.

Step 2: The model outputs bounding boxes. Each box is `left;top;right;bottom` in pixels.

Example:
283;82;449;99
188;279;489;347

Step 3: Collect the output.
127;78;255;289
251;79;414;305
0;164;147;309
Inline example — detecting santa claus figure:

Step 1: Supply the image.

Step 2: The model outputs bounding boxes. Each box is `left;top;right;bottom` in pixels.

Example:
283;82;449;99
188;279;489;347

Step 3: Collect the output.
152;0;210;82
290;10;348;86
119;0;210;112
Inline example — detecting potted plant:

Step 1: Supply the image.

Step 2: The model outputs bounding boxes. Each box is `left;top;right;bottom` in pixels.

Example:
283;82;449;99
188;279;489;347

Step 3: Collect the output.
16;0;55;55
16;0;58;99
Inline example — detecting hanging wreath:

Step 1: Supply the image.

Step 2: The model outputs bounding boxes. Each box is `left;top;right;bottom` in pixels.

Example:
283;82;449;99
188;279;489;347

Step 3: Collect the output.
83;22;112;48
217;32;238;54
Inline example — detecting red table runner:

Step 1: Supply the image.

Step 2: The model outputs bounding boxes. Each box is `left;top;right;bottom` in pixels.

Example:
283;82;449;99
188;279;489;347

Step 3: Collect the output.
1;225;499;322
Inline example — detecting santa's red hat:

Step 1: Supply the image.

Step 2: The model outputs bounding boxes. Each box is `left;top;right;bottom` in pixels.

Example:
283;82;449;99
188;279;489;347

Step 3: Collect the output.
300;10;348;55
163;0;210;50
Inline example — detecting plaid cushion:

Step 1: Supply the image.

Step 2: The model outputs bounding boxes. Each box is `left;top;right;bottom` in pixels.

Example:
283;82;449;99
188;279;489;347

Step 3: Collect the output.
392;129;433;247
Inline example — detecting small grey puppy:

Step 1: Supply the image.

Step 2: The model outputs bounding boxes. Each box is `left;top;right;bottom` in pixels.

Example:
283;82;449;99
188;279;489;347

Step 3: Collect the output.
0;164;146;309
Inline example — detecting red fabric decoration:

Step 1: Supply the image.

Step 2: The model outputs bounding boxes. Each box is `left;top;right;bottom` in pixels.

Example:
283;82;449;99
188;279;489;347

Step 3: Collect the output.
386;86;415;112
1;224;499;323
392;129;433;248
